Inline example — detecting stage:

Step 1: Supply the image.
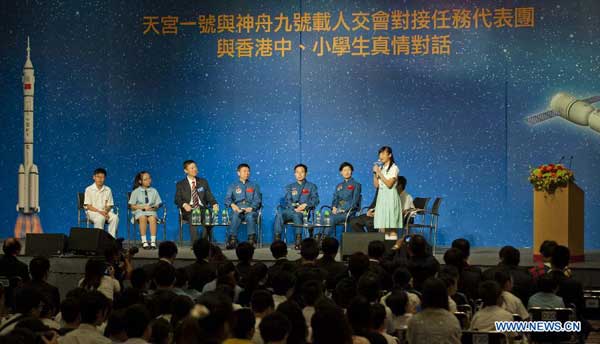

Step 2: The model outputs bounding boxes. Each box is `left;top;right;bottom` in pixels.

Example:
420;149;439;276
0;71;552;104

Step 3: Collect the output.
15;244;600;299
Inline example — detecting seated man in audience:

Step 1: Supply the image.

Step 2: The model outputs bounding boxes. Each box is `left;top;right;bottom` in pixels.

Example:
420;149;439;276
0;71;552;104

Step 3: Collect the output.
236;242;255;288
259;312;290;344
271;271;294;309
380;267;421;313
185;238;216;292
142;241;177;289
450;238;483;301
224;308;256;344
251;290;275;344
370;303;398;344
273;164;319;249
57;297;81;336
0;238;29;311
494;269;529;320
437;266;460;312
294;239;327;287
123;304;152;344
385;289;414;332
316;237;347;291
267;240;295;288
550;245;585;313
0;287;43;335
59;291;111;344
482;246;532;305
403;235;440;292
469;280;514;332
367;240;393;291
528;273;565;309
83;168;119;237
25;256;60;317
224;163;262;248
529;240;558;281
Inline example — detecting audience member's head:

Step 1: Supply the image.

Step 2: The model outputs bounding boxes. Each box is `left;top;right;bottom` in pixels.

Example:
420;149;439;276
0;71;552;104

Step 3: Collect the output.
130;267;148;290
2;238;22;256
251;290;275;316
347;296;371;335
321;237;339;256
272;271;295;297
443;248;464;270
158;241;178;261
15;287;43;317
231;308;255;339
312;305;353;344
150;318;171;344
493;269;513;291
174;268;189;289
300;238;319;262
357;272;381;303
114;288;145;310
192;238;211;261
537;273;559;293
300;279;323;307
451;238;471;261
437;265;459;296
369;303;387;332
60;297;81;327
348;252;370;279
29;256;50;282
196;291;234;342
171;295;194;327
259;312;290;344
80;291;110;325
421;278;449;310
539;240;558;262
81;258;105;290
386;290;409;316
236;242;255;263
479;280;503;307
408;235;429;258
270;240;288;260
392;267;413;289
551;245;570;270
124;304;152;340
154;261;176;288
368;240;386;260
276;301;307;344
499;246;520;266
333;278;357;309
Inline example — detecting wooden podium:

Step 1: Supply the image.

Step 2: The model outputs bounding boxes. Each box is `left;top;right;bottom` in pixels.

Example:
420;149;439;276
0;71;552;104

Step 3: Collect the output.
533;182;584;262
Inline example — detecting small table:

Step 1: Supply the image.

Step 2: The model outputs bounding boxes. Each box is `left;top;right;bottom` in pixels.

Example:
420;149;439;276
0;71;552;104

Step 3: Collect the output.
289;223;335;242
190;220;230;243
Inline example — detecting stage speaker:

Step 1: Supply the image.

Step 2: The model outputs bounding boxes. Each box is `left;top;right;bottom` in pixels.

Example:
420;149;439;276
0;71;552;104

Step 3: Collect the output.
341;232;385;259
25;233;67;256
68;227;115;255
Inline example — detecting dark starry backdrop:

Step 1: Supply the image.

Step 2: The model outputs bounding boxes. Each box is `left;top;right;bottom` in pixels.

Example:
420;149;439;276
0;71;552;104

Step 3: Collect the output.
0;0;598;247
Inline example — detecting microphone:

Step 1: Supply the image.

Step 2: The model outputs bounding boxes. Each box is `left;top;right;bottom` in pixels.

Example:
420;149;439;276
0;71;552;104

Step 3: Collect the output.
557;156;565;164
568;156;574;169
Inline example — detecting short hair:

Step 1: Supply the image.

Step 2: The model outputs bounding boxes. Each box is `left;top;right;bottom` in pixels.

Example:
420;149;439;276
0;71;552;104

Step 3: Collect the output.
270;240;287;259
540;240;558;258
192;238;210;260
321;237;339;256
451;238;471;259
300;280;323;306
15;287;43;315
174;267;188;288
300;238;319;261
421;278;449;310
333;278;357;309
385;290;408;316
237;163;250;171
437;265;459;289
235;242;255;262
130;268;147;290
397;176;407;190
311;305;353;344
271;271;295;296
158;241;178;259
29;256;50;281
2;238;22;255
369;303;387;330
231;308;255;339
294;164;307;173
443;248;464;269
60;298;80;323
183;160;196;169
259;312;290;343
93;168;107;176
124;304;152;338
251;290;274;313
392;267;412;289
348;252;370;279
339;162;354;172
357;272;381;302
367;240;385;259
154;261;176;287
551;245;570;270
499;246;520;266
537;273;559;293
80;291;109;324
408;234;428;257
493;269;512;288
479;280;502;307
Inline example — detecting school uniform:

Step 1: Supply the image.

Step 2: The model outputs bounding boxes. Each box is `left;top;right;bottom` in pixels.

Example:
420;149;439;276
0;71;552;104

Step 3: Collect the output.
128;186;162;219
374;163;402;229
224;180;262;238
273;180;319;236
84;183;119;237
327;178;361;235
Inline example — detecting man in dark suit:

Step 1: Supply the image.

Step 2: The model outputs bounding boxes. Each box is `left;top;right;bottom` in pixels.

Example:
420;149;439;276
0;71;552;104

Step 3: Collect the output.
184;239;216;292
175;160;219;242
0;238;30;311
316;237;347;291
24;257;60;316
482;246;533;305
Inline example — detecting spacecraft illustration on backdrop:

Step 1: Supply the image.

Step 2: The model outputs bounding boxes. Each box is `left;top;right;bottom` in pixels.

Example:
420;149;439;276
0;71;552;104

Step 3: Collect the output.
14;37;43;238
526;92;600;134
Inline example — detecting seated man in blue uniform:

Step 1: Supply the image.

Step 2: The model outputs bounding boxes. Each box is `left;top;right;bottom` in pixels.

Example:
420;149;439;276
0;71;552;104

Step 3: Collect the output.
273;163;319;249
326;162;362;237
224;163;262;249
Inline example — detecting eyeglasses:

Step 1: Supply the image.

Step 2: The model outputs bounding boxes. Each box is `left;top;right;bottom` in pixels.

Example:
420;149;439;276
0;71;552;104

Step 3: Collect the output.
144;189;149;204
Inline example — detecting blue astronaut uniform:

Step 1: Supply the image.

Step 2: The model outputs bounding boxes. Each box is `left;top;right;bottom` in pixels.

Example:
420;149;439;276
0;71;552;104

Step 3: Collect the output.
273;180;319;236
224;180;262;238
325;178;361;235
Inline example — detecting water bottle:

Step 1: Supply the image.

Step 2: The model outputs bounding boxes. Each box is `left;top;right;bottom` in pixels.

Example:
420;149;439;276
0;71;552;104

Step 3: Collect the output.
222;210;228;225
324;210;331;226
212;209;219;225
191;208;199;225
303;210;309;224
204;209;211;225
315;210;321;225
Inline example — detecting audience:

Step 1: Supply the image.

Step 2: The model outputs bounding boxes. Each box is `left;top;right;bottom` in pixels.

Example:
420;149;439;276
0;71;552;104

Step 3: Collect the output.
225;308;255;344
236;242;255;287
315;237;347;291
184;239;216;293
25;257;60;317
469;280;513;331
493;269;529;320
79;258;120;301
528;273;565;309
482;245;533;304
529;240;558;280
276;301;307;344
251;290;275;344
259;312;290;344
59;291;111;344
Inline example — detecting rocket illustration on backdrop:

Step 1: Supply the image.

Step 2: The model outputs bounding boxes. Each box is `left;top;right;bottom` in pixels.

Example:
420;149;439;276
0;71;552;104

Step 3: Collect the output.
14;37;42;238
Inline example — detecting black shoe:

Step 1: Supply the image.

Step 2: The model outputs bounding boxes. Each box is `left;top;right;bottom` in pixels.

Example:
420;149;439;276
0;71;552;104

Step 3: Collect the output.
248;234;256;247
226;236;237;250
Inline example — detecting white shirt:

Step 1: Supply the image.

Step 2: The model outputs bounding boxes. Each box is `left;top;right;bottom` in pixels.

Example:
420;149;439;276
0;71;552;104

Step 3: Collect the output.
379;164;399;188
399;191;414;212
469;305;514;331
448;296;457;313
501;291;529;320
187;176;203;207
79;276;121;300
58;323;112;344
84;184;115;211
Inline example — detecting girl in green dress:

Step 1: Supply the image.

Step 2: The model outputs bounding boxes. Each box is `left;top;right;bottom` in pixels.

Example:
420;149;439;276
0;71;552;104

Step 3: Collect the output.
373;146;402;239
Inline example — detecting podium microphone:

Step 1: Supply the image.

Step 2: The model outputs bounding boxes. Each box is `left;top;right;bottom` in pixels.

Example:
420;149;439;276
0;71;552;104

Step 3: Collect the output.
568;156;574;169
557;156;565;164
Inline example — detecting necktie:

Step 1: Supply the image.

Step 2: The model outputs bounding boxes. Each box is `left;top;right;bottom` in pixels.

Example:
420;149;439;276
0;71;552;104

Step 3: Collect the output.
192;181;200;208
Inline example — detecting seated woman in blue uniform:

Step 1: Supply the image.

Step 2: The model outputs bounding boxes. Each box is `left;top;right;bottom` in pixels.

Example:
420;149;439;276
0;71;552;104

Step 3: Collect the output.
224;163;262;249
326;162;362;237
273;163;319;249
129;171;162;249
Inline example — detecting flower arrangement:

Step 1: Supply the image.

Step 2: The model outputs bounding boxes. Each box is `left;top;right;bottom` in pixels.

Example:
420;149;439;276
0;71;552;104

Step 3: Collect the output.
529;163;574;193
